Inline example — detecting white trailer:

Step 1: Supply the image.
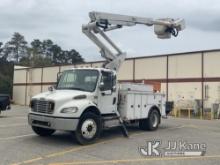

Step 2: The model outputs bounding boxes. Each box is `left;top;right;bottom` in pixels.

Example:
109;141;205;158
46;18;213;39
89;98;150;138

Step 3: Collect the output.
28;11;185;145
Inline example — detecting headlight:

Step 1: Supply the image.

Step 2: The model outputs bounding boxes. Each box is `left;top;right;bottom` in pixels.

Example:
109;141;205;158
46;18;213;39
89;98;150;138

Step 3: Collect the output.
61;107;78;113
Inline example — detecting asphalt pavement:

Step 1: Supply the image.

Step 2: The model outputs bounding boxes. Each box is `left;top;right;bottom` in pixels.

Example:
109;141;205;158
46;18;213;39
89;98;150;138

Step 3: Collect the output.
0;105;220;165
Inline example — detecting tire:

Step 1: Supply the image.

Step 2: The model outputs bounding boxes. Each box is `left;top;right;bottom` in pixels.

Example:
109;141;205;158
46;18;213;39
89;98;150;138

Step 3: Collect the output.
32;126;55;136
139;109;160;131
75;112;102;145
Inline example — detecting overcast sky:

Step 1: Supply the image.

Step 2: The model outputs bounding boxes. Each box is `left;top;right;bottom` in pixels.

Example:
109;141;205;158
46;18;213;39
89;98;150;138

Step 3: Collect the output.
0;0;220;61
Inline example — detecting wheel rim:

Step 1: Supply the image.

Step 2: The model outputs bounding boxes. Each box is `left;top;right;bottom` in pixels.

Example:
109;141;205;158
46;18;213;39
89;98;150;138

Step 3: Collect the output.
151;112;158;128
81;119;97;139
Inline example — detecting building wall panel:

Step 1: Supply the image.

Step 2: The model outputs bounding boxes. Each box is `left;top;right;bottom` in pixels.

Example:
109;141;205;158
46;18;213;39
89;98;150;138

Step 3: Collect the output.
118;60;133;80
13;86;26;105
135;57;167;79
27;68;42;83
203;82;220;108
168;53;201;78
13;70;27;84
168;82;201;101
161;83;167;94
204;52;220;77
42;67;59;83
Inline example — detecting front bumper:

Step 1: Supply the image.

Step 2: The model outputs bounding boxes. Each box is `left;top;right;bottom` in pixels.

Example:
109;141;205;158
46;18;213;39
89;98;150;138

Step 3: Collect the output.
28;113;79;131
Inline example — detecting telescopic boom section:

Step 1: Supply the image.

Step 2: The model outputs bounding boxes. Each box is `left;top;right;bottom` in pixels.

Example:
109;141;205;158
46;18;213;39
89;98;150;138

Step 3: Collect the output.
82;11;185;71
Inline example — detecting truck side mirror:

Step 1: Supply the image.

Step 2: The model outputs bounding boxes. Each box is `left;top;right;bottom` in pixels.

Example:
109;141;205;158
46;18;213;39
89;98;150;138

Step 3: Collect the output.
112;86;116;92
99;82;105;91
48;85;55;92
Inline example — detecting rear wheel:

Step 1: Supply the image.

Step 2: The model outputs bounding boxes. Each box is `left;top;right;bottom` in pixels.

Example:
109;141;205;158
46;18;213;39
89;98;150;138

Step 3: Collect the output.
139;109;160;131
75;112;102;145
32;126;55;136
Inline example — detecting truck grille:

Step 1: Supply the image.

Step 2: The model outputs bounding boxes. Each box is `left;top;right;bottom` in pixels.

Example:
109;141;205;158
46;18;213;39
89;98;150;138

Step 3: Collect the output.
31;100;55;114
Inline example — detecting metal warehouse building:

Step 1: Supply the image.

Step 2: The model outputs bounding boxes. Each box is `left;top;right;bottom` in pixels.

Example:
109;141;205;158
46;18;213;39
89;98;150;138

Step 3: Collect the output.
13;49;220;119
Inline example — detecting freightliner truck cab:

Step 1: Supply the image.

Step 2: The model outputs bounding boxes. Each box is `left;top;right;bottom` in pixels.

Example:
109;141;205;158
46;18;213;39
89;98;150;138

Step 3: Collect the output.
29;68;118;144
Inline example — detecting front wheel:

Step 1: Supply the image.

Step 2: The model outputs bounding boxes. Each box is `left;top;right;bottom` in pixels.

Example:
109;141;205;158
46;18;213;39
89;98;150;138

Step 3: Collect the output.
75;112;102;145
139;109;160;131
32;126;56;136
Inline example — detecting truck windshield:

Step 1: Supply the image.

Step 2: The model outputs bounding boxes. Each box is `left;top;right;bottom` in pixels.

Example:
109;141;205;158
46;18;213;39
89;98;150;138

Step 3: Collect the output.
57;70;99;92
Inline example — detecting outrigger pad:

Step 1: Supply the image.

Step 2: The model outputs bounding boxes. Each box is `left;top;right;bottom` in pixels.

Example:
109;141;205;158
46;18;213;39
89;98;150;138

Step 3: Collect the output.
120;124;129;138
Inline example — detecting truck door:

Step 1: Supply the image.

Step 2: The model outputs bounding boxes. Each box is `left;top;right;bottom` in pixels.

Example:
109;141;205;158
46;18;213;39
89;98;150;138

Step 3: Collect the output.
98;71;117;114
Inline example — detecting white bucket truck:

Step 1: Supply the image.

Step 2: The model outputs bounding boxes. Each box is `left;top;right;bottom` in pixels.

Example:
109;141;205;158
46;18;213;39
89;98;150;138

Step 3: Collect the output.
28;12;185;144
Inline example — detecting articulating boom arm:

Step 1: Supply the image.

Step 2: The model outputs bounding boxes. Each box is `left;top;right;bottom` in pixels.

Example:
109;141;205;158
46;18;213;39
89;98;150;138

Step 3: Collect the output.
82;11;185;71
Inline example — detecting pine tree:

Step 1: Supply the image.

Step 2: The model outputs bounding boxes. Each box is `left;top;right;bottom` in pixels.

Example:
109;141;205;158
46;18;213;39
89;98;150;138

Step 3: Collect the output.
6;32;28;63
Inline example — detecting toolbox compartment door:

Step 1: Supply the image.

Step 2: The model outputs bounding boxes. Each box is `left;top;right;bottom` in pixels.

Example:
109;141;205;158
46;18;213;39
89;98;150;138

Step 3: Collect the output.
134;94;142;119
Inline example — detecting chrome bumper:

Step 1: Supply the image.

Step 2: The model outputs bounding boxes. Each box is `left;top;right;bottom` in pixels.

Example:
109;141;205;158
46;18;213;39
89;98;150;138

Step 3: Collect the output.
28;113;79;131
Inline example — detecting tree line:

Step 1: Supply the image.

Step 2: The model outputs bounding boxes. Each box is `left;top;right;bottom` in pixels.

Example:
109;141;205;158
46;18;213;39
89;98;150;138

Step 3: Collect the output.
0;32;85;95
0;32;84;67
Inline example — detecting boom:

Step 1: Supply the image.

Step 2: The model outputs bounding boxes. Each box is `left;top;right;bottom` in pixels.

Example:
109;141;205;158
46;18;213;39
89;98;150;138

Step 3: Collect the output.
82;11;185;71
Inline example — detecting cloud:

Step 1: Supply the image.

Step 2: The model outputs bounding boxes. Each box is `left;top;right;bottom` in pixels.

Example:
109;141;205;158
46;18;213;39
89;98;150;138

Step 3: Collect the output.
0;0;220;61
